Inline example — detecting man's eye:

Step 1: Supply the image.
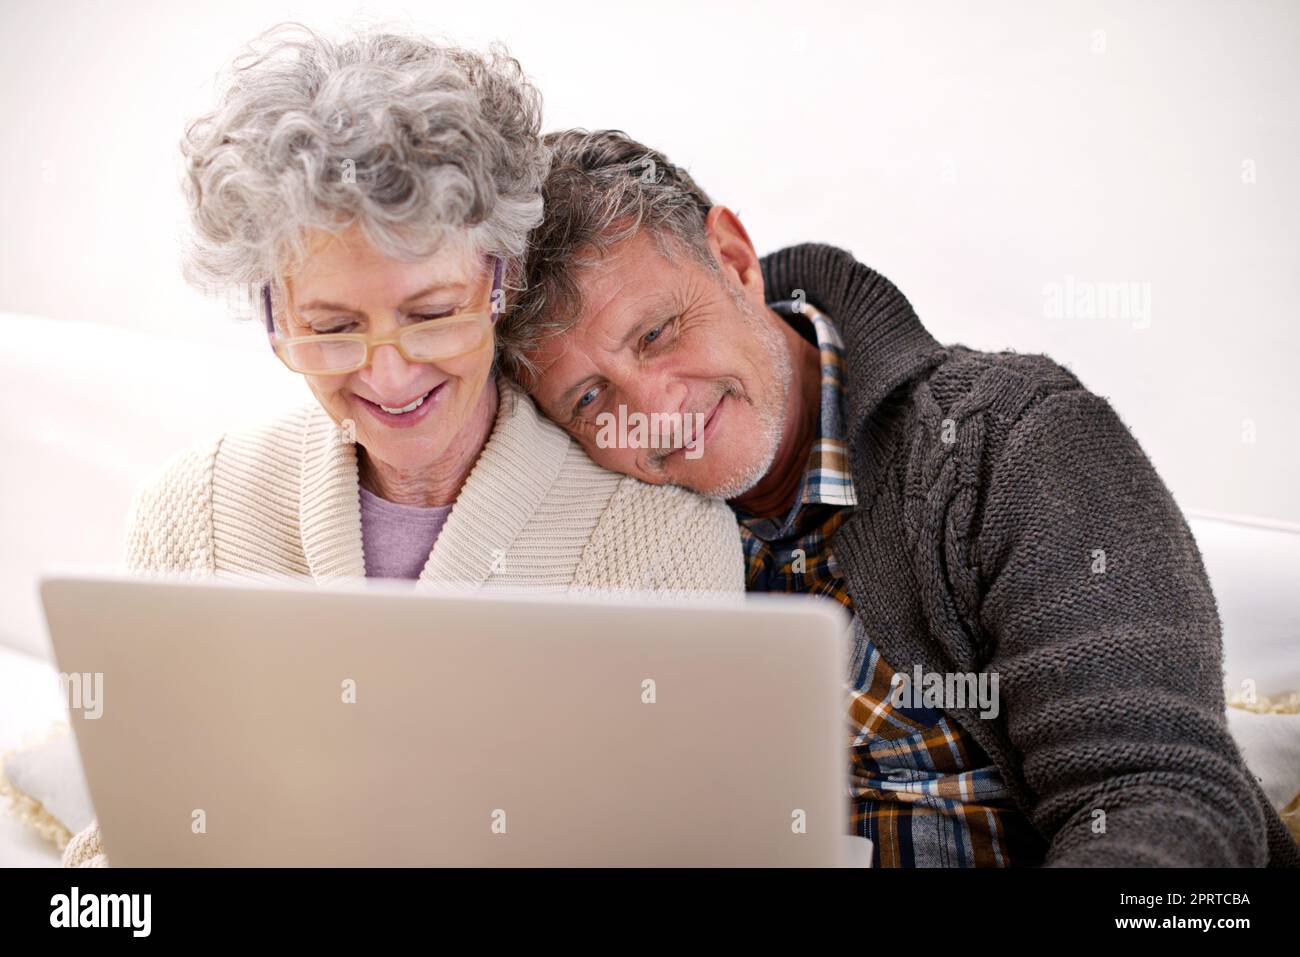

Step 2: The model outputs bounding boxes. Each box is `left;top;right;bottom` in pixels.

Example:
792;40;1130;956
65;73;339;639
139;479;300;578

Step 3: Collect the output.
315;322;356;335
639;317;681;351
575;386;601;413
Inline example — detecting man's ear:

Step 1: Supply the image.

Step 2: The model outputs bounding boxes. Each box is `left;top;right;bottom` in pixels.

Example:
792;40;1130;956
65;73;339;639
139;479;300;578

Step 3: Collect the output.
704;206;766;301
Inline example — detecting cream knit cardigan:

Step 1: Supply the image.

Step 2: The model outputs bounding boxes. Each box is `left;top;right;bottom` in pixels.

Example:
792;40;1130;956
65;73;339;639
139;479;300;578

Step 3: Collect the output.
125;379;743;589
63;379;743;866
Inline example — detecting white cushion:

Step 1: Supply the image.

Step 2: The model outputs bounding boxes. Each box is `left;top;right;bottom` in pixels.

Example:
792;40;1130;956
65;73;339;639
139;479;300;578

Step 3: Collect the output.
0;644;73;865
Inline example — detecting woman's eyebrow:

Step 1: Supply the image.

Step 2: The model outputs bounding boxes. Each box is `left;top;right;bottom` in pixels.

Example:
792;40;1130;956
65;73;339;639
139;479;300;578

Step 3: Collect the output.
398;280;468;305
297;281;467;314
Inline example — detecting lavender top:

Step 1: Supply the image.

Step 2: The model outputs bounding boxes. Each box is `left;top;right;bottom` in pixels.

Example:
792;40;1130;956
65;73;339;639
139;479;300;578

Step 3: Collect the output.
358;486;453;580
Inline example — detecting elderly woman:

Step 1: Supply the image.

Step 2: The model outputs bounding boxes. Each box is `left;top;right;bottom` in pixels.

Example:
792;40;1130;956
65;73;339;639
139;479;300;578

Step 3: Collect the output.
62;23;742;866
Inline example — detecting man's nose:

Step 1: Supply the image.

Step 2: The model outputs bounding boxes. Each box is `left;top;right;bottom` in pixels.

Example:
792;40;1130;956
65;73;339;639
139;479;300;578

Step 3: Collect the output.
621;372;687;416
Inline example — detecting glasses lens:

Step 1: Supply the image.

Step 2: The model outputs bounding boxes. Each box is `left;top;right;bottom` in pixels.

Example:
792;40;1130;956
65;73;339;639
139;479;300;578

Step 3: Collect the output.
283;337;366;374
401;315;486;361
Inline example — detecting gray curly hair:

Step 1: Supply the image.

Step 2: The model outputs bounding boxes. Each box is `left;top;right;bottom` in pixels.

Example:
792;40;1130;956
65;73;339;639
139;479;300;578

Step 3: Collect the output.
181;21;548;342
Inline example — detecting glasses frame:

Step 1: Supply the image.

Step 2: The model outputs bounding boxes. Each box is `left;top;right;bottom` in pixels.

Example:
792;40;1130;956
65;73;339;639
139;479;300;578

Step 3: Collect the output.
262;257;503;375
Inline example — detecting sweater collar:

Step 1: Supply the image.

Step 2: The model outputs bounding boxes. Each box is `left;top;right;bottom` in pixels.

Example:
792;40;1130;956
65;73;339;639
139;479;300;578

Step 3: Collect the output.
296;378;571;586
299;405;366;582
417;379;570;588
759;244;946;434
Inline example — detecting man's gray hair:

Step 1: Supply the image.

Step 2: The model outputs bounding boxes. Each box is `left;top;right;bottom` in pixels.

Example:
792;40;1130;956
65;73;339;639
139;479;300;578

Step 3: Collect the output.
181;21;547;320
503;129;715;388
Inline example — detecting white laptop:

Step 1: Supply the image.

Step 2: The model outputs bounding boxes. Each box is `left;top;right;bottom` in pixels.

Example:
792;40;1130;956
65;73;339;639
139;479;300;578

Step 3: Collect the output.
40;574;866;867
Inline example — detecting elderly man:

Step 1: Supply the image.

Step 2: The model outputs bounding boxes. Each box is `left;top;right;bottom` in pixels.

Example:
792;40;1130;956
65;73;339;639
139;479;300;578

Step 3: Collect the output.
503;129;1300;868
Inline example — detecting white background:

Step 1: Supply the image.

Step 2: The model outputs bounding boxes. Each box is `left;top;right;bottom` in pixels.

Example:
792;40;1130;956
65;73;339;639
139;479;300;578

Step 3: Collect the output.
2;0;1298;523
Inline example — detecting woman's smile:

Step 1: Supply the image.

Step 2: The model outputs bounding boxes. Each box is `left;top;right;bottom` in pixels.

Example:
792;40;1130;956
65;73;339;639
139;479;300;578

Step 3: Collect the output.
353;381;447;428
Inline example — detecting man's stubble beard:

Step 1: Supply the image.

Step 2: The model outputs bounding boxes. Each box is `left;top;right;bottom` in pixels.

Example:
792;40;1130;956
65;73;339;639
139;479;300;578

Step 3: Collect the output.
700;289;793;501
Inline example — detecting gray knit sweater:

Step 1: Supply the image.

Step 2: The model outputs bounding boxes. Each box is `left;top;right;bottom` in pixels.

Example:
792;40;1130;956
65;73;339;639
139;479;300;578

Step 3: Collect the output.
761;243;1299;868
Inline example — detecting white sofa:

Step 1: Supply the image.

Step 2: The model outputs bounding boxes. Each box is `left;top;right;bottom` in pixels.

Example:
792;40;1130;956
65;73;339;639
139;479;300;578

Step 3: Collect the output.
1;310;1296;865
0;311;303;864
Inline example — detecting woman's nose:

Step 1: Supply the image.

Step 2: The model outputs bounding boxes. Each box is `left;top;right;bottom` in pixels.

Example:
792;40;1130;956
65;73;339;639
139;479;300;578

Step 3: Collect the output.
360;342;425;397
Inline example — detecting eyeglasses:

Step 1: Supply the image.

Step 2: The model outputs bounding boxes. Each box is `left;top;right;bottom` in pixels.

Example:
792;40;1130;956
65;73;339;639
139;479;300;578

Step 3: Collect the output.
262;257;502;376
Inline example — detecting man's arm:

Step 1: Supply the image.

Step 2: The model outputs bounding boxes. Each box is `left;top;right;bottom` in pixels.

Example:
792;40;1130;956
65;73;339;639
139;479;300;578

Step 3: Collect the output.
974;386;1281;866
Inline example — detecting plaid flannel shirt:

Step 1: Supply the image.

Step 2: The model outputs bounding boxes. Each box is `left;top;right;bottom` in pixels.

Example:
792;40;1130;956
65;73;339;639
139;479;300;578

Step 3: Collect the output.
736;300;1043;867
